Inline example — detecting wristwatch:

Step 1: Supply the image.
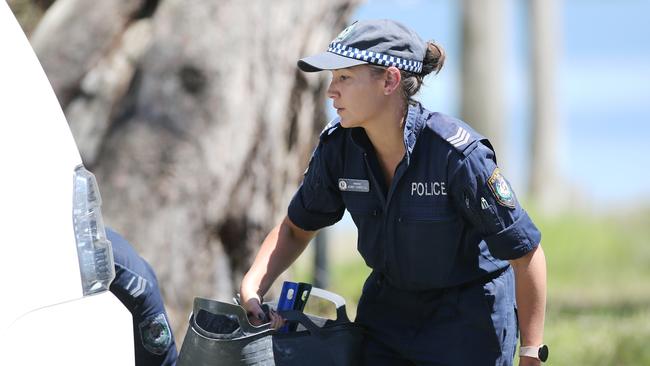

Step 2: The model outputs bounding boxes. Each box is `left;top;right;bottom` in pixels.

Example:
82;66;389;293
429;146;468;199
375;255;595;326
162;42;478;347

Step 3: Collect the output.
519;344;549;362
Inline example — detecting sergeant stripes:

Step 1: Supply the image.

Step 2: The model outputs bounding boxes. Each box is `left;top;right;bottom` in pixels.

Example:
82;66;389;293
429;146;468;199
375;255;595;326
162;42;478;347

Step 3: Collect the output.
328;42;423;73
446;126;470;148
125;274;148;298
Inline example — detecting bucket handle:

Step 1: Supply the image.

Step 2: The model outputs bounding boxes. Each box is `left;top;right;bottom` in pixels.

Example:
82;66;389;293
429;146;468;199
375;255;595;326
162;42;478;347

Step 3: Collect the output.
190;287;349;338
306;287;350;323
191;297;274;337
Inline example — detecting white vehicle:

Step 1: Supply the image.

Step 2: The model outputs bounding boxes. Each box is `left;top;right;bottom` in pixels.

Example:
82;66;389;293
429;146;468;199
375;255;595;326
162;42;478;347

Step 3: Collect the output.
0;2;135;365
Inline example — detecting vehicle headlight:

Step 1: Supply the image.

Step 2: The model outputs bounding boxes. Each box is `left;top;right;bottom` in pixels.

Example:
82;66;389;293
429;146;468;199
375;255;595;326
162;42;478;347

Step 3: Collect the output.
72;165;115;295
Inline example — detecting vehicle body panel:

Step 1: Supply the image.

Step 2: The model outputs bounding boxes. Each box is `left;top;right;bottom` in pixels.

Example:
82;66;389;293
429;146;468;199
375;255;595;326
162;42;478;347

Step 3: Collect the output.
0;2;134;364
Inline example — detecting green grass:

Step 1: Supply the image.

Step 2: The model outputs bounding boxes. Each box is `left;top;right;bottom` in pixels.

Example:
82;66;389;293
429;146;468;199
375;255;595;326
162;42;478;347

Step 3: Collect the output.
290;207;650;365
538;208;650;365
292;249;370;320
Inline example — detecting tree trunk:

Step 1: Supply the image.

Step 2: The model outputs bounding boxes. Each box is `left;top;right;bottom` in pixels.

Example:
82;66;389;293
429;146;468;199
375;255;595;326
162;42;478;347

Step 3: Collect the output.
529;0;562;213
6;0;55;35
460;0;508;165
29;0;360;341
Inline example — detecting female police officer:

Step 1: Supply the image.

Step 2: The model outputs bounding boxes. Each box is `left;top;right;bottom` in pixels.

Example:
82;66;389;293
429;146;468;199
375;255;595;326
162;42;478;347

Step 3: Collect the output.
240;19;547;366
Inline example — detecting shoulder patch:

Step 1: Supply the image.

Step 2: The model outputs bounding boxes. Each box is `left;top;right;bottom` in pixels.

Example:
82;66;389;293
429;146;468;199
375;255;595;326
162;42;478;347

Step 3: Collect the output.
426;113;487;156
138;313;172;355
487;168;516;208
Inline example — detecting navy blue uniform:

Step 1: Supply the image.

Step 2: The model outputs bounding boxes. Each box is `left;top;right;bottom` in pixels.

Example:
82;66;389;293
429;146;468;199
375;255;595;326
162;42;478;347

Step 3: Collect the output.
107;228;178;366
288;103;541;365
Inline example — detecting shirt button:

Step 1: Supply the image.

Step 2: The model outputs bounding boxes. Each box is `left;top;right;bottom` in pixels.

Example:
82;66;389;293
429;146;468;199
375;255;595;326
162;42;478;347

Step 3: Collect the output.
398;217;402;222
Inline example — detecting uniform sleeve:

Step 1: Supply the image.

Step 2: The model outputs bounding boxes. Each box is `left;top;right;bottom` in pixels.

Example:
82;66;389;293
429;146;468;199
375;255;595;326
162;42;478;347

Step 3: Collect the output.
448;142;541;260
287;142;345;231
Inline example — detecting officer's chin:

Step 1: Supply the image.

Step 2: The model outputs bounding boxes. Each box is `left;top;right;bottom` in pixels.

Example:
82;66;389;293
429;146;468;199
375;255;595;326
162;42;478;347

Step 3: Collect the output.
339;118;355;129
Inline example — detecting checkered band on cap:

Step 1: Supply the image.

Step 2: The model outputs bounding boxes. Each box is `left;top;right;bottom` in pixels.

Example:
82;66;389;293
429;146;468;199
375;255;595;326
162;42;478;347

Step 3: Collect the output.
327;42;423;74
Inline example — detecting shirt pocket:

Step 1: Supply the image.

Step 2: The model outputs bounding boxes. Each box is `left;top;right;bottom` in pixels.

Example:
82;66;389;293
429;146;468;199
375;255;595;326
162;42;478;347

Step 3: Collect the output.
396;204;462;289
345;195;383;269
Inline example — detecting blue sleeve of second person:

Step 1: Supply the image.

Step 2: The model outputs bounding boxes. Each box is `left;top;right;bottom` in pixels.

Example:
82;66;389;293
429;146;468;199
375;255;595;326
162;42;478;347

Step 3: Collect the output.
288;143;345;231
107;228;178;366
449;142;542;260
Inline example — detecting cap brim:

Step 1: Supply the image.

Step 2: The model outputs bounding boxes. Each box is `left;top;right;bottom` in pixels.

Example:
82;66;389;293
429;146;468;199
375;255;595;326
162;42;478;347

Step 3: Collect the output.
297;51;368;72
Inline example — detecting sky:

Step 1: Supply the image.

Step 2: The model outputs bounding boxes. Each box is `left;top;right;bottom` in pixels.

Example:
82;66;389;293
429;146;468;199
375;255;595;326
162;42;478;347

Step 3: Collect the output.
331;0;650;208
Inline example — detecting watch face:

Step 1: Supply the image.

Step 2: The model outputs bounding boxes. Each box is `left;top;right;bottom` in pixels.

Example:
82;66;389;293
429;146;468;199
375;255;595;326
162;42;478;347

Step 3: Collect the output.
538;344;549;362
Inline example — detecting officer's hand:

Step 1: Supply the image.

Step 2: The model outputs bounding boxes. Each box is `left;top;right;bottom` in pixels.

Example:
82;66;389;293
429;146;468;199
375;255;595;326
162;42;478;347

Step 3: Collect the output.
518;356;541;366
241;294;285;329
242;295;267;325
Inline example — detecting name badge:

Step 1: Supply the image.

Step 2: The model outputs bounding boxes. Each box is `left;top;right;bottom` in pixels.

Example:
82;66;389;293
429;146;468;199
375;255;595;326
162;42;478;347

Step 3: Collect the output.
338;178;370;192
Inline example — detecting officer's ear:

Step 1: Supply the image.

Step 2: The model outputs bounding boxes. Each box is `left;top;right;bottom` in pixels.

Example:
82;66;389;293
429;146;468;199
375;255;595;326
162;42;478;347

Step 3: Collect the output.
383;66;402;96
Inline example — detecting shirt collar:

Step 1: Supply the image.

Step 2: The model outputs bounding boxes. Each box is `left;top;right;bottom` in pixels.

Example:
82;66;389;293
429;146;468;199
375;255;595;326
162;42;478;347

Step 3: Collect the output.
403;102;427;164
349;102;427;162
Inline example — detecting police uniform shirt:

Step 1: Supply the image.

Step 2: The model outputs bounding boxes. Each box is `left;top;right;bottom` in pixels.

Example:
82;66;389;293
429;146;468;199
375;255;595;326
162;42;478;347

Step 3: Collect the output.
288;103;541;291
107;229;178;366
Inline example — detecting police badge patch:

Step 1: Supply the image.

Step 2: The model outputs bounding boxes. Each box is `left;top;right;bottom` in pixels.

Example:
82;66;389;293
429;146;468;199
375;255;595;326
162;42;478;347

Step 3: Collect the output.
487;168;516;208
138;313;172;355
334;21;358;42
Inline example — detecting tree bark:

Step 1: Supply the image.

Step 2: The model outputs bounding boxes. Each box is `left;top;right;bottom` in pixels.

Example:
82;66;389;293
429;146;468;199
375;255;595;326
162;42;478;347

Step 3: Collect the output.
30;0;360;342
460;0;508;165
6;0;56;35
529;0;562;213
30;0;149;107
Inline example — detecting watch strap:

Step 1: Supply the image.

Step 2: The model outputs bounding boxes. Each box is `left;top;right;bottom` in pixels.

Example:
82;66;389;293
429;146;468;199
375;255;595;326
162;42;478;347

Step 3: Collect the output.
519;346;540;359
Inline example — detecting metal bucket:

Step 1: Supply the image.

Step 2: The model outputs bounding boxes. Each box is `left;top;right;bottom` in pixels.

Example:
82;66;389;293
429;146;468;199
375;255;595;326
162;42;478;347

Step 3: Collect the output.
177;288;364;366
